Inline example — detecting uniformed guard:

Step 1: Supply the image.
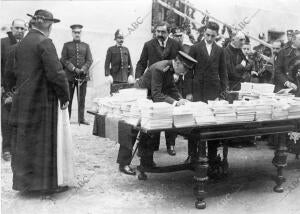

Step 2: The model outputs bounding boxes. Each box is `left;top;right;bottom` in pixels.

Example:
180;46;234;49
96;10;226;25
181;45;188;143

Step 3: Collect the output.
136;51;197;170
61;24;93;125
275;31;300;97
284;30;294;49
104;29;134;84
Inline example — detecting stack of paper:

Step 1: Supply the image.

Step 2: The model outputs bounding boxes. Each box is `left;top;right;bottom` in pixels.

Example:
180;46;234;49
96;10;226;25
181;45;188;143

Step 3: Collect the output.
272;104;289;120
141;102;173;129
255;104;273;121
288;98;300;119
188;102;216;125
233;101;256;122
122;103;141;126
173;105;196;127
209;101;236;124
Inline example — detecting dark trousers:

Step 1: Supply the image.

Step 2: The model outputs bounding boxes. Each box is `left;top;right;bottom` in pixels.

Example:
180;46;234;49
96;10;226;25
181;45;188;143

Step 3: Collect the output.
68;81;87;121
139;132;157;166
188;137;218;164
153;131;176;151
1;101;12;153
117;145;132;166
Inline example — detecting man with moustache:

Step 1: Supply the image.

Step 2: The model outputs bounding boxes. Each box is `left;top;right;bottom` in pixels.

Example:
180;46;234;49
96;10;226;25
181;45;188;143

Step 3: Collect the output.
185;21;228;169
61;24;93;125
1;19;26;161
104;29;134;84
135;21;182;156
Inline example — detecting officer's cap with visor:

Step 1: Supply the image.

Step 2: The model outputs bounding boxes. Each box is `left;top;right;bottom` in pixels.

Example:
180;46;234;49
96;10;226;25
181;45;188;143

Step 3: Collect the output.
177;51;197;70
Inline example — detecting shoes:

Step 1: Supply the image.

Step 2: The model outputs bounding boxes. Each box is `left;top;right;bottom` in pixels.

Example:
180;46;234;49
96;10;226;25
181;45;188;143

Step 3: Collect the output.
184;155;196;164
167;146;176;156
119;165;136;176
2;151;11;161
80;120;90;125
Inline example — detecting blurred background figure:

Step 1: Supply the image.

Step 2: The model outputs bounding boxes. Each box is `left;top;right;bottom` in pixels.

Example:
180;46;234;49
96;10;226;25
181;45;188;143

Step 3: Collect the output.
284;29;294;48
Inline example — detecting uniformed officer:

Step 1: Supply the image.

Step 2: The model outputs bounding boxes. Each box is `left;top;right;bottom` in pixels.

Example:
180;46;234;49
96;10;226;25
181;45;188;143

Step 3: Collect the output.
104;29;134;84
284;30;294;49
275;31;300;97
61;24;93;125
136;51;197;169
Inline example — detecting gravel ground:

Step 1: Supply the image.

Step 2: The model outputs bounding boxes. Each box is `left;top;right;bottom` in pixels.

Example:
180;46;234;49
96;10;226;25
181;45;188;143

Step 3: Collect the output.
1;91;300;214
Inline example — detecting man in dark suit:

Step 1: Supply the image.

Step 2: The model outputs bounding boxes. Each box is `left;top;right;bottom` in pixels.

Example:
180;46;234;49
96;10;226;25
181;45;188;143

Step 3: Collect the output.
1;19;26;161
104;29;134;84
275;31;300;96
61;24;93;125
136;51;197;169
224;31;249;91
135;21;182;155
185;21;228;167
284;30;294;49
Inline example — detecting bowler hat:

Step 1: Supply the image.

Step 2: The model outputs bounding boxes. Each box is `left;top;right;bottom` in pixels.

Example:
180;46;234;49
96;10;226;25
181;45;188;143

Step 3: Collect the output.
27;9;60;23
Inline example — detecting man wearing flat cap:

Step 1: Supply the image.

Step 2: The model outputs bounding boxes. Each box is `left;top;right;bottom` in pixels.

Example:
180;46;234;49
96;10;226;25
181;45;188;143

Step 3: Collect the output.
104;29;134;84
61;24;93;125
136;51;197;171
4;9;70;193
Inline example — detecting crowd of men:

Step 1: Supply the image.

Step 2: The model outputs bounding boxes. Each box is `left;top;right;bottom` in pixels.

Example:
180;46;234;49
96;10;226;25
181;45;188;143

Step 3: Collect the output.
1;9;300;193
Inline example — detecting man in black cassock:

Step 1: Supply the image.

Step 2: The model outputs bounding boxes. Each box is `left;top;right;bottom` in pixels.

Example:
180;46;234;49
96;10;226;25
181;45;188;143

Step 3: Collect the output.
4;10;70;193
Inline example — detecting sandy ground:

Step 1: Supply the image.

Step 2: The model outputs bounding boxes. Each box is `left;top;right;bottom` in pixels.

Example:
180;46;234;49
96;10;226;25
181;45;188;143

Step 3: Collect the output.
1;89;300;214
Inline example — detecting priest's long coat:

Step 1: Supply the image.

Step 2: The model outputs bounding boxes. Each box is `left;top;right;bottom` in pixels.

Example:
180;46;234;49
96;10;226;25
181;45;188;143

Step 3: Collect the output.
4;29;70;191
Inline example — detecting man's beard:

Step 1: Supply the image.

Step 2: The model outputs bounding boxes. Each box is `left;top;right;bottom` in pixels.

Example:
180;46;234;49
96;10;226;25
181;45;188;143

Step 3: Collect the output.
14;33;24;40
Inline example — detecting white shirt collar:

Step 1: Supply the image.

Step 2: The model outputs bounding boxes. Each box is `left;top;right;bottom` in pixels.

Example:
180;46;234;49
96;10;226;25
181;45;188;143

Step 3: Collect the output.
158;37;168;47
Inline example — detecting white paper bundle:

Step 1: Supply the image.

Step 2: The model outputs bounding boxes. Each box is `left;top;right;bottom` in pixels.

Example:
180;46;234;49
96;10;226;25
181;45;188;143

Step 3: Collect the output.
57;105;75;187
288;99;300;119
209;101;237;124
141;102;173;129
173;105;196;127
187;102;216;125
233;101;256;122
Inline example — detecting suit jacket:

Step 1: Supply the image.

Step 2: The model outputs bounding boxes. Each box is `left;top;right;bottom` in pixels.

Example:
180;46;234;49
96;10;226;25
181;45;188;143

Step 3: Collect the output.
135;38;182;78
61;40;93;82
135;60;182;104
104;45;133;83
274;46;300;95
186;40;228;102
1;32;17;86
224;44;249;91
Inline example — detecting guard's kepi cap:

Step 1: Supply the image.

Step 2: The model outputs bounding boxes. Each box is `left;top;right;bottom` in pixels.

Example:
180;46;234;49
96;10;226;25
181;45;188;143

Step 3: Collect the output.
70;24;83;30
177;51;197;70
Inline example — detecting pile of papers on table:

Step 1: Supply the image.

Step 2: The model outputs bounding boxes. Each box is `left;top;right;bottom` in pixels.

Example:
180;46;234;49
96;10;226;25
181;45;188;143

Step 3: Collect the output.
209;100;237;124
173;105;196;127
288;98;300;119
272;101;289;120
141;102;173;129
188;102;216;125
252;100;273;121
233;101;256;122
239;83;275;100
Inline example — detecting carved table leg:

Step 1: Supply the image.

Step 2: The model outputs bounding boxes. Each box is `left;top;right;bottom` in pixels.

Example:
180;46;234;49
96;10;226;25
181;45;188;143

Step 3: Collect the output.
193;140;208;209
272;133;288;193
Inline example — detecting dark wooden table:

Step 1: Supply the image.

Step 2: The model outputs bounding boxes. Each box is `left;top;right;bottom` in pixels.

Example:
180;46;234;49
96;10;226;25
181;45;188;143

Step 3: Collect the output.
88;111;299;209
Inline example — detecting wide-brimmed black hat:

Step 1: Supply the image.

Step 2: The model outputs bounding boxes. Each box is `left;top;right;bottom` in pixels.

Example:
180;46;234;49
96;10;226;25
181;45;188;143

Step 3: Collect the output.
177;51;197;70
27;9;60;23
